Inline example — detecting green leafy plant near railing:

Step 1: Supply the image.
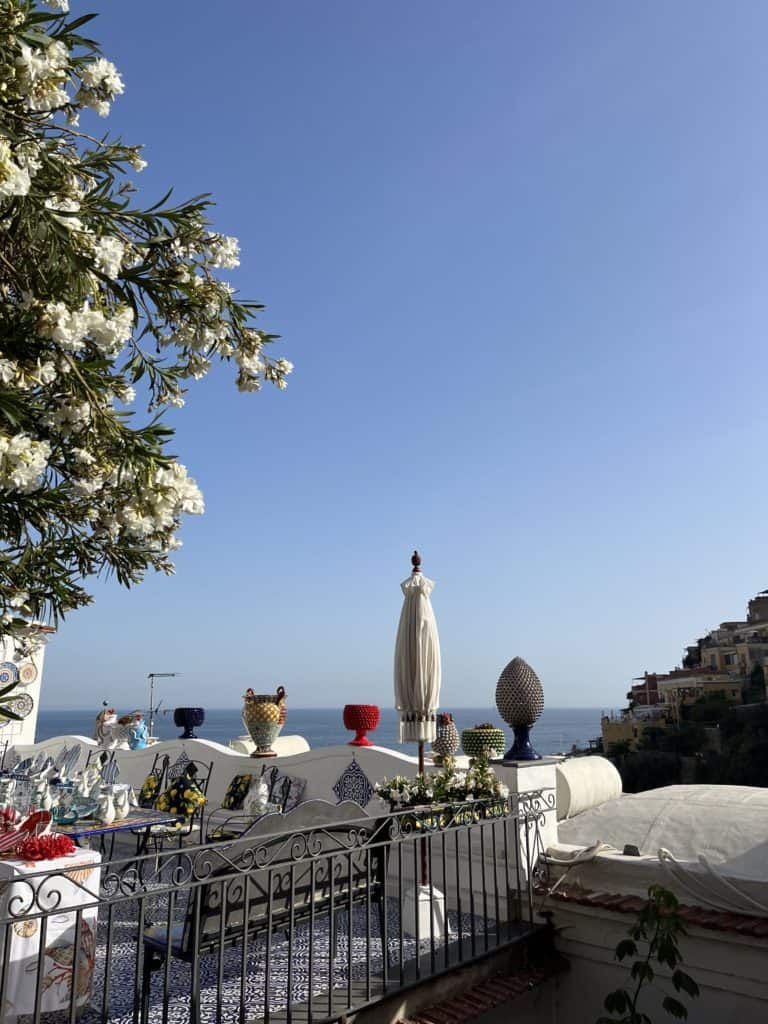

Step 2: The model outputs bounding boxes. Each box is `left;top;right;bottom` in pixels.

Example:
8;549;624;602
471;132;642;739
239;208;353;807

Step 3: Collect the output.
597;885;699;1024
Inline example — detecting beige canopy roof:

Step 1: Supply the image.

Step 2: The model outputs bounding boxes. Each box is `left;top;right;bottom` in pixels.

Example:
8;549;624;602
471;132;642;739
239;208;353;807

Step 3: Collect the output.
558;784;768;881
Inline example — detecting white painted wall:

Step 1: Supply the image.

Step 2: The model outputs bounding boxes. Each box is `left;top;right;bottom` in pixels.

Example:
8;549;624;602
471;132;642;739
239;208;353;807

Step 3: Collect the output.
549;900;768;1023
543;849;768;1022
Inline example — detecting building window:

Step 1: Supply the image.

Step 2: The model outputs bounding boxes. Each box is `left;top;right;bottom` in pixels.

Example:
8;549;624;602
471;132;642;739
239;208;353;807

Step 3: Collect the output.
724;653;736;666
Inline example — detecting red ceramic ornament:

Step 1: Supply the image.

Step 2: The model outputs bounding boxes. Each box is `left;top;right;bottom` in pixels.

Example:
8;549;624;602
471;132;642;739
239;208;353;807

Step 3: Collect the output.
343;704;380;747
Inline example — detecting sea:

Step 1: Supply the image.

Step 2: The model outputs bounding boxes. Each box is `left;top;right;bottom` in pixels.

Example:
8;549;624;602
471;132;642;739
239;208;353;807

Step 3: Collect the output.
34;707;603;756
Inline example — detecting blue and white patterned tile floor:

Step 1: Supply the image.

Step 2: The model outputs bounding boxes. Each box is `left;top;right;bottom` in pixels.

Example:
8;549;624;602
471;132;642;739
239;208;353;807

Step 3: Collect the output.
29;898;498;1024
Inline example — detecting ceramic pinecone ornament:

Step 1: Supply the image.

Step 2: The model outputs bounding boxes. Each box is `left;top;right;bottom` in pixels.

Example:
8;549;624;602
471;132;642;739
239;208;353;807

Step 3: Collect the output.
432;712;460;763
495;656;544;761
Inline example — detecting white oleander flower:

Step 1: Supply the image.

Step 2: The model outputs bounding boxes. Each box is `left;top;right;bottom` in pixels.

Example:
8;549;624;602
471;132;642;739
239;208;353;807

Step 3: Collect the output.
52;398;91;433
36;360;58;386
0;141;31;199
0;434;51;493
72;448;96;466
0;358;17;384
208;234;240;269
80;58;124;97
44;197;84;232
72;476;104;496
16;40;70;112
92;236;125;278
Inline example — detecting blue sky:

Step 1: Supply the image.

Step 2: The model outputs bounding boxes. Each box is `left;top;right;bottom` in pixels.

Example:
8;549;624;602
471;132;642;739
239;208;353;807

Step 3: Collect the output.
44;1;768;710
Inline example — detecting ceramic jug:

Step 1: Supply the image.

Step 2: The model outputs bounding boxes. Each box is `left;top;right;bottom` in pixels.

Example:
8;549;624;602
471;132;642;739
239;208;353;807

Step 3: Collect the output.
96;790;116;825
113;787;130;820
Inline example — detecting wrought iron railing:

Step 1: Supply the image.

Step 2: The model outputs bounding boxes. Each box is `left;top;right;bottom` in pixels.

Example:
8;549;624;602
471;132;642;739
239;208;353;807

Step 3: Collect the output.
0;790;553;1024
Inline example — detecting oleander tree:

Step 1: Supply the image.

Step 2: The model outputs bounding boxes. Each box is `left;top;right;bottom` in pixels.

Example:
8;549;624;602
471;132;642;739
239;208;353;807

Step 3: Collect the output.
0;0;292;656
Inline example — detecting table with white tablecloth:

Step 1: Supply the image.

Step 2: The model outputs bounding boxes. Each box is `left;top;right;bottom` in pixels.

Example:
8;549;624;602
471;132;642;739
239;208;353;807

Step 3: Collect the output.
0;848;101;1020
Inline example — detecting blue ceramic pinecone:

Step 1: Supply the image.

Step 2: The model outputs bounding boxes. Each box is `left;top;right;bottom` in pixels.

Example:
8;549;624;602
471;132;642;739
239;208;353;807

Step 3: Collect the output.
495;656;544;728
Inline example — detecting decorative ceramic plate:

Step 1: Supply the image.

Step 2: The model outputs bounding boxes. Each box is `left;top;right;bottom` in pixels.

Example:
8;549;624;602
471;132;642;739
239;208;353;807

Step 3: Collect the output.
18;663;37;686
0;692;34;727
0;662;18;686
71;802;97;820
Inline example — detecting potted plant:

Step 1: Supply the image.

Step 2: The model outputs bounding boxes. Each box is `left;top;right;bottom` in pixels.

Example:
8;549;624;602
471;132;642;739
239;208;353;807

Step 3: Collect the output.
460;723;505;762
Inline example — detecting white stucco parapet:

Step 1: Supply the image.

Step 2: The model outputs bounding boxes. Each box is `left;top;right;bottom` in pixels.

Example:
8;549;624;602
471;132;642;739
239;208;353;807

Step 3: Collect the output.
491;757;559;876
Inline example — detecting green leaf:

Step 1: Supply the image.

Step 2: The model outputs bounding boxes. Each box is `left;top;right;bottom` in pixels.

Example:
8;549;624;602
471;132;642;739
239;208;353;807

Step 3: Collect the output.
615;939;637;960
662;996;688;1019
0;680;19;699
604;990;629;1013
630;962;654;983
60;13;99;33
672;971;699;997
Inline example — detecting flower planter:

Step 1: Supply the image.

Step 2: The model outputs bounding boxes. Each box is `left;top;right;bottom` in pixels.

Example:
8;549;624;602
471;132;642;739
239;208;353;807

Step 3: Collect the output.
343;704;380;746
460;725;505;761
173;707;205;740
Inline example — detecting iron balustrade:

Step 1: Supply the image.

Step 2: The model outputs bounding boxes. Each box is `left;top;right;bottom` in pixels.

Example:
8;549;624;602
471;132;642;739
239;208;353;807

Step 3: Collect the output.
0;789;553;1024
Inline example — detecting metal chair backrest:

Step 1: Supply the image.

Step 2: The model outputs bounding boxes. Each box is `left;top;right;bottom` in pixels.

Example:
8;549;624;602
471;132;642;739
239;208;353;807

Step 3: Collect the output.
163;759;213;834
138;752;169;808
60;744;81;778
102;753;120;785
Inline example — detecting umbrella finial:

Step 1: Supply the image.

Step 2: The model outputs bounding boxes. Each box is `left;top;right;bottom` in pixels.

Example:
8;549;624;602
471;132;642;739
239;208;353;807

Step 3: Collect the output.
411;550;421;574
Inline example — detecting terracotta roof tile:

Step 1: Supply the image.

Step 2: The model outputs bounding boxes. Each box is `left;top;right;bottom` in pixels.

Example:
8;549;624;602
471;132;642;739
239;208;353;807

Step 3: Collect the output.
398;958;566;1024
547;886;768;939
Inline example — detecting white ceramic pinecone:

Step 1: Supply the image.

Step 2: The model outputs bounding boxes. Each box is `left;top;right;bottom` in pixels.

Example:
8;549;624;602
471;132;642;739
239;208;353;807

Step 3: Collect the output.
495;656;544;728
432;720;459;758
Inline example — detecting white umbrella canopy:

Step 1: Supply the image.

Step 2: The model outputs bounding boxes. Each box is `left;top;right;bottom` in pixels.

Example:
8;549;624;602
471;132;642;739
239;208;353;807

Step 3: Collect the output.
394;551;442;745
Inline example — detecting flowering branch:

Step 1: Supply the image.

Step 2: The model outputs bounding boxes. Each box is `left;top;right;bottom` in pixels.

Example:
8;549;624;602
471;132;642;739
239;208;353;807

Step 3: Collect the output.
0;1;292;650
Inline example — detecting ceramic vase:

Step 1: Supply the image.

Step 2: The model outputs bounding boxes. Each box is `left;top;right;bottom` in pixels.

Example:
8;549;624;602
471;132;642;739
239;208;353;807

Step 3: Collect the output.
242;686;287;757
460;724;506;761
432;712;460;763
96;790;116;825
343;704;380;746
174;707;205;740
495;656;544;761
114;787;130;820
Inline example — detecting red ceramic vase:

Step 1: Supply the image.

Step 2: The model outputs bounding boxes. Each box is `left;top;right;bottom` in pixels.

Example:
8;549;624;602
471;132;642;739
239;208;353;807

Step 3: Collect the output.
343;704;380;747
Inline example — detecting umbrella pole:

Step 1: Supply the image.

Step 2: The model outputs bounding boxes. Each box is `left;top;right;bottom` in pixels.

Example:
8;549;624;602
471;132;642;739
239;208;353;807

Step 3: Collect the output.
418;740;428;887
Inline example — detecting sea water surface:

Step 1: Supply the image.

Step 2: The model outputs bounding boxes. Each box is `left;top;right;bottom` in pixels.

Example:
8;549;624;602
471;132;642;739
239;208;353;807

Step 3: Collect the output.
35;707;602;756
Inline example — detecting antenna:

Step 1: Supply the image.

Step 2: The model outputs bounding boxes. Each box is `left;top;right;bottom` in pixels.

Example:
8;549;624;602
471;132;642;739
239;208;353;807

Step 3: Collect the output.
147;672;179;738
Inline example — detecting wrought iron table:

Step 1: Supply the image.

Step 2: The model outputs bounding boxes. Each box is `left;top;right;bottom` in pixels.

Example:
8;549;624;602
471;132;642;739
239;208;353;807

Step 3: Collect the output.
57;807;185;857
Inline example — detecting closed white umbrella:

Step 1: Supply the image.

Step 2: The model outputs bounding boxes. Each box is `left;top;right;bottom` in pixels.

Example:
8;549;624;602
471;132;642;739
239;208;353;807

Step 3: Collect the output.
394;550;446;929
394;551;442;763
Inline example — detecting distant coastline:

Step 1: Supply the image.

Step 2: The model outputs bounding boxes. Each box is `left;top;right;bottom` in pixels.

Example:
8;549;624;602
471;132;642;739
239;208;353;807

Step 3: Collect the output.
33;706;603;756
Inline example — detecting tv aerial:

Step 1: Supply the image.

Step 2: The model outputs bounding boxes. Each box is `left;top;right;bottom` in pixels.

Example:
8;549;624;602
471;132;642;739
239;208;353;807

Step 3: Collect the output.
147;673;179;738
